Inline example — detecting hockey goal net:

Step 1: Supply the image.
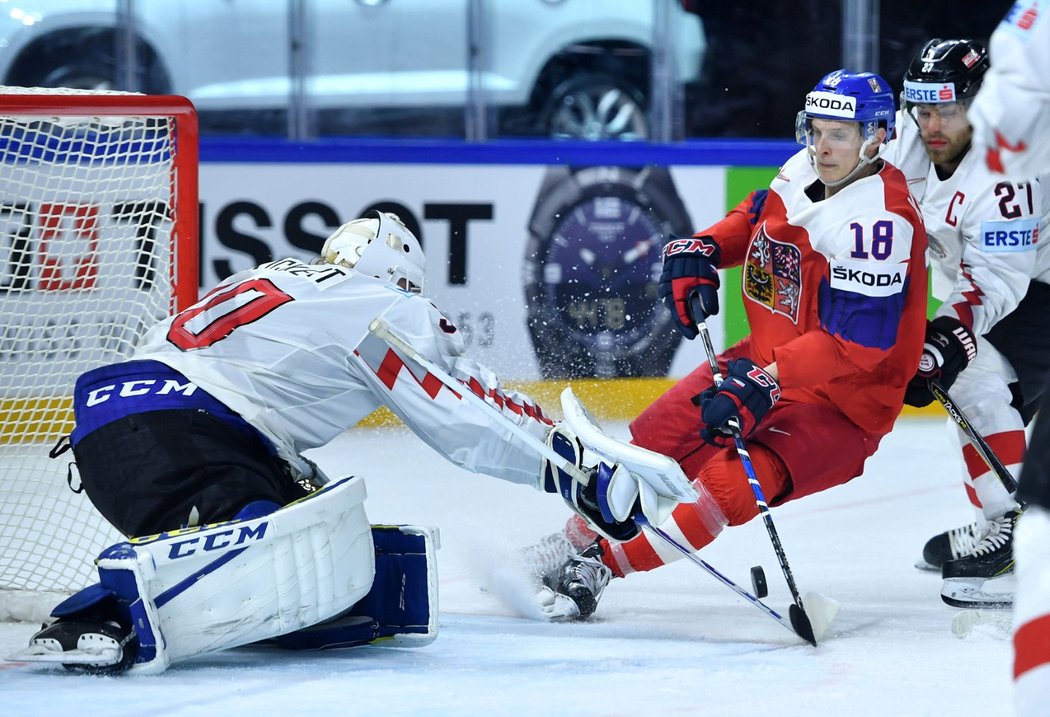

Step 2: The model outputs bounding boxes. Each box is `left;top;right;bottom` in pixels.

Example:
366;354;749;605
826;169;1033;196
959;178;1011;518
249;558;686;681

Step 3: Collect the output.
0;87;198;621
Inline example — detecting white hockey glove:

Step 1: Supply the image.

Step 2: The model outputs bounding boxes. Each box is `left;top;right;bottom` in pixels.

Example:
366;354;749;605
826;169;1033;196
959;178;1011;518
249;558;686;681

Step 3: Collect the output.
541;424;644;542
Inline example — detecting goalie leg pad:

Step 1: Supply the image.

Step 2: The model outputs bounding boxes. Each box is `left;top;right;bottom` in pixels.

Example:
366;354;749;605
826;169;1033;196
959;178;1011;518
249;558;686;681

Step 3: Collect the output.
275;524;440;650
95;475;374;674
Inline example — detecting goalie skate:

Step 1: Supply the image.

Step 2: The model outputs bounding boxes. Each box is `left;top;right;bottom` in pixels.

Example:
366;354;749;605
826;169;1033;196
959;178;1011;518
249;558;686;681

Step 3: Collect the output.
11;619;136;674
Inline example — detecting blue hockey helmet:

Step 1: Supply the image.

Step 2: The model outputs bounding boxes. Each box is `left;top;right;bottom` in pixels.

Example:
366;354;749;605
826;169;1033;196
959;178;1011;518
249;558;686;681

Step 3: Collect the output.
796;69;896;146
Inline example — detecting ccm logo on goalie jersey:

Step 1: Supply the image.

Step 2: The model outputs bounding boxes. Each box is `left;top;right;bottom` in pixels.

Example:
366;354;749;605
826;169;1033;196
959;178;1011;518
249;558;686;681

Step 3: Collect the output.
85;378;198;406
829;260;907;297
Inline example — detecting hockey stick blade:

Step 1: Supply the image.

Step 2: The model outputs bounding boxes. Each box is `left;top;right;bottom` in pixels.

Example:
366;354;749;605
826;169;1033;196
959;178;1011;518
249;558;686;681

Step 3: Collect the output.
928;378;1018;493
639;517;819;646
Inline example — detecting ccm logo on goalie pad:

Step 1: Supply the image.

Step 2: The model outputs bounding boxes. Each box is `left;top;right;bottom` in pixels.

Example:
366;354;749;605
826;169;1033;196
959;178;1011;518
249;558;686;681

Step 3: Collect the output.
829;259;906;297
130;521;269;561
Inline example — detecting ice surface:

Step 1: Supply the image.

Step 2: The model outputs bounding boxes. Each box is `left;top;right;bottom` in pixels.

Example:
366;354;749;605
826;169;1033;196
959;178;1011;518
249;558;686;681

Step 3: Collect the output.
0;418;1012;716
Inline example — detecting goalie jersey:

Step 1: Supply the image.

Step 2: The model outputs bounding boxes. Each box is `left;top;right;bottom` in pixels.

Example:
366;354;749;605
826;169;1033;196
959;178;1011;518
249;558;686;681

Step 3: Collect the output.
125;258;553;488
702;148;928;437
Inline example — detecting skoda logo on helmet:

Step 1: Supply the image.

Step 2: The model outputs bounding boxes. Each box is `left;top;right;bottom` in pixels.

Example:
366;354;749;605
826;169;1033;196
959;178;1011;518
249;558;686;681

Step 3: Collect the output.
805;91;858;119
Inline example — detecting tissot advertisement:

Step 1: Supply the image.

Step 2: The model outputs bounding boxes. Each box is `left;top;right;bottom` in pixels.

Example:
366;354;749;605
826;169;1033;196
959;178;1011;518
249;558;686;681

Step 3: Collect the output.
196;162;727;381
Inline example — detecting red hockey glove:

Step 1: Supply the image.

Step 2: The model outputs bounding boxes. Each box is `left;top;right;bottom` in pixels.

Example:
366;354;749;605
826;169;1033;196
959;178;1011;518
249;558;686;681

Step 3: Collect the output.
697;358;781;447
904;316;977;408
659;235;721;340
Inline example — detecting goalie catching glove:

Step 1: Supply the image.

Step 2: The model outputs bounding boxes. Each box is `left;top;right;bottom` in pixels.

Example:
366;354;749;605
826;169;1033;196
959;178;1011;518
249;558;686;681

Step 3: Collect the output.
904;316;977;407
541;424;647;542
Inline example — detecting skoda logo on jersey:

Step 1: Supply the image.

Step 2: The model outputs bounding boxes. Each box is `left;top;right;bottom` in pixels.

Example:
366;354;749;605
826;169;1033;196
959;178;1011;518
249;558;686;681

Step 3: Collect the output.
805;91;857;119
829;259;907;297
903;80;957;104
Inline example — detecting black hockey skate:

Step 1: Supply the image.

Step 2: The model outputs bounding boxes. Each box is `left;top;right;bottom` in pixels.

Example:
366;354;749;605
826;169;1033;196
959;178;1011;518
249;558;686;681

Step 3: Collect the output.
10;618;138;674
540;542;612;621
916;520;983;571
940;509;1019;609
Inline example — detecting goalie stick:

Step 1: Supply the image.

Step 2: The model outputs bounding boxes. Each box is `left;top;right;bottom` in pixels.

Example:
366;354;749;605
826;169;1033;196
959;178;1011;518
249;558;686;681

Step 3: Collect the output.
368;318;830;645
691;293;824;645
928;378;1018;494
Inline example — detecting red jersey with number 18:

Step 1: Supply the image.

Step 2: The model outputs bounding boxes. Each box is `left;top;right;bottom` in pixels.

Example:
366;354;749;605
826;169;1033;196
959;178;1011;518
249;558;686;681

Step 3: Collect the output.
699;148;929;437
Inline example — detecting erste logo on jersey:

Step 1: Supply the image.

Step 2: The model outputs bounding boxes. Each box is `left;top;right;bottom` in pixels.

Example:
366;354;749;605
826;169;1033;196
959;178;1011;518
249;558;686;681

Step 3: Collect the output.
903;80;957;104
804;91;857;119
829;259;907;297
980;218;1039;252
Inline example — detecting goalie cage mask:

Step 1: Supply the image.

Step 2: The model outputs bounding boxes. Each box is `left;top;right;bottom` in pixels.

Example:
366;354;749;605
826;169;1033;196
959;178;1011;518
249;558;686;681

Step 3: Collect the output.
322;210;426;294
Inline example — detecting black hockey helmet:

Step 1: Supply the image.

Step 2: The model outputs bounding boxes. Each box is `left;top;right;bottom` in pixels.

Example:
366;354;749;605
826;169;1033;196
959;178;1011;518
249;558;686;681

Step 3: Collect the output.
902;39;989;110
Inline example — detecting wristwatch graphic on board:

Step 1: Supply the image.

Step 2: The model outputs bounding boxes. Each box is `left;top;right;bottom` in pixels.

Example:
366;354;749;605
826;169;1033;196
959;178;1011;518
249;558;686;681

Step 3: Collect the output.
523;165;692;378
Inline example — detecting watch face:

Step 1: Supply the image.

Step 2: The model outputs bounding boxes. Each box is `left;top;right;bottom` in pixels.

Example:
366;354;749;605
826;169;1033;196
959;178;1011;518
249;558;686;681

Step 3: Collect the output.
541;194;664;355
525;166;691;379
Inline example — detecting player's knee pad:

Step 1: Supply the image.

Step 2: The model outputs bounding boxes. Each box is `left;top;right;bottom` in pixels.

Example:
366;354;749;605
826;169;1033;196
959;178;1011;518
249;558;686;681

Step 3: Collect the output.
699;445;790;526
95;475;374;674
275;524;440;651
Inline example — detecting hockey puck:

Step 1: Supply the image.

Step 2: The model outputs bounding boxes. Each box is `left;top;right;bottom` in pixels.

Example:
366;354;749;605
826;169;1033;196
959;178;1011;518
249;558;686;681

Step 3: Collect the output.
750;565;768;599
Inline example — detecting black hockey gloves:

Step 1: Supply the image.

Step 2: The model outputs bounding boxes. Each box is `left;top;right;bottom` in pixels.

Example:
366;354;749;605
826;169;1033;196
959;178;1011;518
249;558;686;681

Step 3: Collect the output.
904;316;978;407
696;358;782;447
659;235;721;339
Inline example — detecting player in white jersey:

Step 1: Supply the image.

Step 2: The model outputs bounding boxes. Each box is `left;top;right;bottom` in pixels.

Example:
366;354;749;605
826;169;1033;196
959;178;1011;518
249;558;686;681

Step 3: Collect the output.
882;38;1050;608
966;3;1050;712
11;211;672;674
969;1;1050;179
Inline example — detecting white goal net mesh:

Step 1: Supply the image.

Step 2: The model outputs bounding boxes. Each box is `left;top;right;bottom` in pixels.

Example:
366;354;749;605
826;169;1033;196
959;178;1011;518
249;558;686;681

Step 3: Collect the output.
0;87;196;619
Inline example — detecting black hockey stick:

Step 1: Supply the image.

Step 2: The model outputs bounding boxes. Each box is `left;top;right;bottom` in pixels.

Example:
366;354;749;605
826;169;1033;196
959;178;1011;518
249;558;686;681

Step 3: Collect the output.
928;378;1018;493
637;516;821;645
690;293;818;645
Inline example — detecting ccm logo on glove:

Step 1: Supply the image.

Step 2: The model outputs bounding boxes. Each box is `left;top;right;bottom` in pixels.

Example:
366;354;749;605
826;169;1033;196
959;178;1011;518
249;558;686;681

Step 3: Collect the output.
659;235;721;340
663;237;719;258
697;359;781;447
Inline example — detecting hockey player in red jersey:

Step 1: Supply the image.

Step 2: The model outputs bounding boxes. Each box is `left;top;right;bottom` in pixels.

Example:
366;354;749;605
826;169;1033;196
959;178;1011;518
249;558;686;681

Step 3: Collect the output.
522;69;930;621
882;38;1050;609
9;211;677;674
966;3;1050;713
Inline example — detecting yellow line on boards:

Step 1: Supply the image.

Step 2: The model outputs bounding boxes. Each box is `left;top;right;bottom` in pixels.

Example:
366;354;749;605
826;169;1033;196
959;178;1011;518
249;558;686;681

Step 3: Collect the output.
0;380;944;440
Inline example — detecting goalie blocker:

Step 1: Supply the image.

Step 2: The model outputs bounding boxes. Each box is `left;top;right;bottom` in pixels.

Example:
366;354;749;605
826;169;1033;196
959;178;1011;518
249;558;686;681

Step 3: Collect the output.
9;476;439;674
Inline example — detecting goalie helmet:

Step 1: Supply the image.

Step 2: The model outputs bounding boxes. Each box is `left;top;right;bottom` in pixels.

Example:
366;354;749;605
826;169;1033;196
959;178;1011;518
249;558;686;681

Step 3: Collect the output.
902;38;988;110
321;211;425;293
795;69;896;146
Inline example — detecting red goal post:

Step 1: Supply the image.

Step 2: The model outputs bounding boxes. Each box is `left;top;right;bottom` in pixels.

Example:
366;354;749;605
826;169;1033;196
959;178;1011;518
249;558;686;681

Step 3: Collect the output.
0;87;198;620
